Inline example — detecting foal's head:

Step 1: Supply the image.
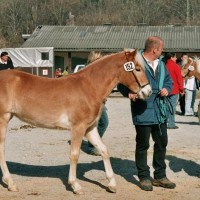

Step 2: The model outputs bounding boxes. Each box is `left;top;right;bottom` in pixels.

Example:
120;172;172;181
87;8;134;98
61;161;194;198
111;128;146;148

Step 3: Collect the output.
119;49;152;99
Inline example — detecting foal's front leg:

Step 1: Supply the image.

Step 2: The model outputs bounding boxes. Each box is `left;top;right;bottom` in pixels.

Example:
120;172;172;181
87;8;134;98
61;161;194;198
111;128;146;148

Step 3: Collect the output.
86;127;117;193
68;128;85;194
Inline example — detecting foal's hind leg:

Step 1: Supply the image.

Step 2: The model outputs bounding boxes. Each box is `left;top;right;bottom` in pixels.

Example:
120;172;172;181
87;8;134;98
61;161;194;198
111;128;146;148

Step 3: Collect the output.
0;114;18;191
86;127;117;193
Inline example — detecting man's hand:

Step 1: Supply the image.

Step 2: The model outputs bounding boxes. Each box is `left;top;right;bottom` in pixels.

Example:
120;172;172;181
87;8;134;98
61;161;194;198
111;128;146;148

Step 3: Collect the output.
159;88;168;97
128;92;138;101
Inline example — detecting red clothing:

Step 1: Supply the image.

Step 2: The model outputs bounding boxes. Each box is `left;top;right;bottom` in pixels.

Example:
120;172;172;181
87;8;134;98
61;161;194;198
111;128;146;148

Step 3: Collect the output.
166;59;184;95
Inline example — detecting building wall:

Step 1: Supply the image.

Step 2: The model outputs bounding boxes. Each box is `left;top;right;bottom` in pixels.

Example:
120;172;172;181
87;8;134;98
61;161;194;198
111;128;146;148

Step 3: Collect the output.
55;51;88;72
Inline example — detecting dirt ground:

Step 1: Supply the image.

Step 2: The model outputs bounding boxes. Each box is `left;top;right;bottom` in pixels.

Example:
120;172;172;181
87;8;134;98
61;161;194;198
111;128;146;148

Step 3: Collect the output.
0;95;200;200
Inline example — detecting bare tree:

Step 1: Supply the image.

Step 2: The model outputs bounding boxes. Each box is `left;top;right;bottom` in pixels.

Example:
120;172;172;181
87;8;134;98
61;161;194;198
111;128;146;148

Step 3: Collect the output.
0;0;200;47
6;0;24;34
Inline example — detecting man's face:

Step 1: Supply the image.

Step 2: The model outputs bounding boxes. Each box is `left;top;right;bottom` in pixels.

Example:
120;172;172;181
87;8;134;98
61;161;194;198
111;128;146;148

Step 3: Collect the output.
1;55;8;62
181;55;189;65
154;41;163;59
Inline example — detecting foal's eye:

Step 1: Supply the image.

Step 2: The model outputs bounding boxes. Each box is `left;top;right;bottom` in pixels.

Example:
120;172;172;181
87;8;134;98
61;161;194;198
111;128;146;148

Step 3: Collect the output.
135;67;141;71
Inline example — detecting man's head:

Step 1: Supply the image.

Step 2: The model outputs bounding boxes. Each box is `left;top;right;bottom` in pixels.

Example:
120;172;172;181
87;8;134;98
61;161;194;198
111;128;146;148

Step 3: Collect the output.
144;36;164;60
1;52;9;62
180;53;189;66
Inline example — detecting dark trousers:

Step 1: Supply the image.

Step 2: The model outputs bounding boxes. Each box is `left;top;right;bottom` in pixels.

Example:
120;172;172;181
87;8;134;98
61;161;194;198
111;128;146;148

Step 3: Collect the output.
135;123;168;181
179;94;185;115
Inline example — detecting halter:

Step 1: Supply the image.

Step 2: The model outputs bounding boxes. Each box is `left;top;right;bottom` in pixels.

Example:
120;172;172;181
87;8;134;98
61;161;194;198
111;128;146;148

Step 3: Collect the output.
124;52;150;94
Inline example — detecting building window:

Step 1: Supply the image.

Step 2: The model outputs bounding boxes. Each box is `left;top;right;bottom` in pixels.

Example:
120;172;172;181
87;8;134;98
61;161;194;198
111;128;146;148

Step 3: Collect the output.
41;52;49;60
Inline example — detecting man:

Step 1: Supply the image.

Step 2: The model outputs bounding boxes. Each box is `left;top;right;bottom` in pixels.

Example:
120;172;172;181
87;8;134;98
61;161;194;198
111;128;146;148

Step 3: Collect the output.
0;52;14;70
118;36;175;191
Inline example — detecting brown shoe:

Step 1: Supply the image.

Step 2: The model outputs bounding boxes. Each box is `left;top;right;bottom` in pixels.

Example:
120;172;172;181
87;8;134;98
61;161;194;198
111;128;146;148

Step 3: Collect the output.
152;177;176;189
140;179;153;191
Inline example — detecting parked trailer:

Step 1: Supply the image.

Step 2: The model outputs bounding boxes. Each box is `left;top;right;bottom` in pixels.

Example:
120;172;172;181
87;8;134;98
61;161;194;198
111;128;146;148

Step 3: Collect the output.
0;47;54;78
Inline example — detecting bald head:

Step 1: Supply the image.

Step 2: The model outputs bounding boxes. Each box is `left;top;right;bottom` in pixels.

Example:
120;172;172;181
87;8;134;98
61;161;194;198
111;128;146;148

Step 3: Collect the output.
144;36;163;52
143;36;164;61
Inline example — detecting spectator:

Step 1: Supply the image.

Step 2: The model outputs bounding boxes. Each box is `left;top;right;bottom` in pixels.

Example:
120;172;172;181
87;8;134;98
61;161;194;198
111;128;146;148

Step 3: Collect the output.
54;68;62;78
62;66;69;76
163;52;184;129
177;53;189;115
0;52;14;71
118;36;175;191
184;76;199;116
87;51;109;156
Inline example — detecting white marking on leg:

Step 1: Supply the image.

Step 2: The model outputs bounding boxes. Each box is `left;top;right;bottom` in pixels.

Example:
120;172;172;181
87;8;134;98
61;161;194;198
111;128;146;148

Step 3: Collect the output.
86;127;117;192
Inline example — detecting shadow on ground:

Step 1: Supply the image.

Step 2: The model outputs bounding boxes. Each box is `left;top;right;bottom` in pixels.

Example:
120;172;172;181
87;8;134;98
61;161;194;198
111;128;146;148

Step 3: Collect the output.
166;155;200;178
0;156;138;193
176;121;200;125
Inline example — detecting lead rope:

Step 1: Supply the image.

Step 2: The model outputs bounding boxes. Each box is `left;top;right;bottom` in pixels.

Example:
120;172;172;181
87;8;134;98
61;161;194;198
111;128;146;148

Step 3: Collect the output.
154;93;173;135
155;59;174;135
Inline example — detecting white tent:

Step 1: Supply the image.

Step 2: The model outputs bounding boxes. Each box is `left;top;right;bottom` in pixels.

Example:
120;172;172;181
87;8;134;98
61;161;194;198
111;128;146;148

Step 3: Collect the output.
0;47;54;68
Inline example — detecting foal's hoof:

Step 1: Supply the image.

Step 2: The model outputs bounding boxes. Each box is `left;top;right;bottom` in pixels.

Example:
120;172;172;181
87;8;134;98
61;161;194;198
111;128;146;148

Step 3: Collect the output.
2;178;19;192
107;186;117;193
8;185;19;192
74;189;84;195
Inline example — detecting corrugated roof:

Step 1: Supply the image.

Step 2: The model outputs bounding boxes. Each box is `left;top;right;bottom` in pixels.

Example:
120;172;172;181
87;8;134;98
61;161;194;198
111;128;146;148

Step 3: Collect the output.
22;25;200;52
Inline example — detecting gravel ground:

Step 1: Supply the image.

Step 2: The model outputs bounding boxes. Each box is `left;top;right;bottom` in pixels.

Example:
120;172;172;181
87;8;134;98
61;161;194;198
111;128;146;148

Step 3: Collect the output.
0;95;200;200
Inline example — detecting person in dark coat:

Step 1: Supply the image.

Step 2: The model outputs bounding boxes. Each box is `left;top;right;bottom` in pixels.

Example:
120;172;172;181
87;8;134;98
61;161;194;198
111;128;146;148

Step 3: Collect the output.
0;52;14;71
118;36;176;191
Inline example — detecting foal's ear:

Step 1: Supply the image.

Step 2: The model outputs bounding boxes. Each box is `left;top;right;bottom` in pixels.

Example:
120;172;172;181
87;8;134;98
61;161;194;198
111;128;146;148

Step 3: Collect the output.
188;57;193;63
124;48;137;52
125;48;138;59
132;48;138;57
125;48;138;54
128;48;138;60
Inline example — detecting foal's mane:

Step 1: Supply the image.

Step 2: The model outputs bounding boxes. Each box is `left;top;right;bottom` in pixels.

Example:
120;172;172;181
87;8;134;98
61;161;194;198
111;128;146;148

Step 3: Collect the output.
87;49;144;69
